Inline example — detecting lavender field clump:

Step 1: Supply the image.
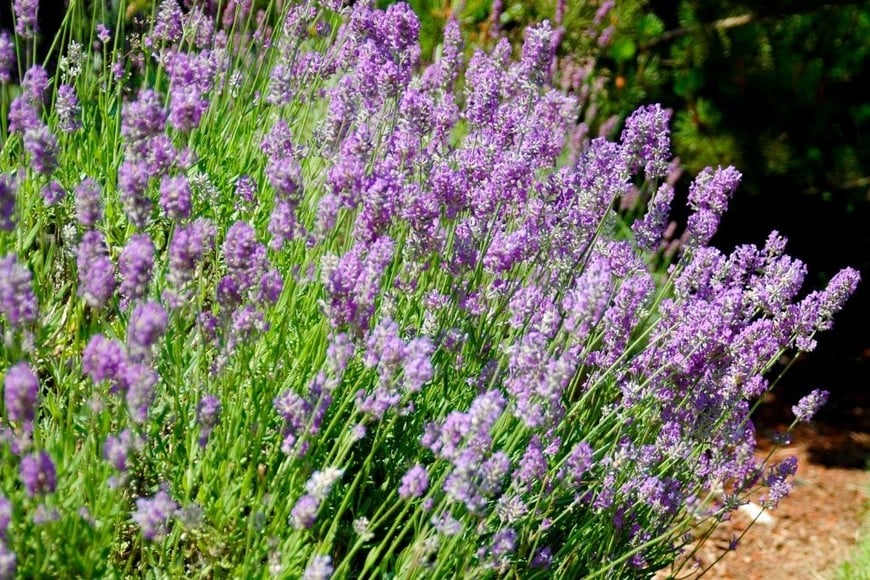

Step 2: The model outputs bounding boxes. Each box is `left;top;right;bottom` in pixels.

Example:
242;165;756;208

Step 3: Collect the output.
0;1;861;577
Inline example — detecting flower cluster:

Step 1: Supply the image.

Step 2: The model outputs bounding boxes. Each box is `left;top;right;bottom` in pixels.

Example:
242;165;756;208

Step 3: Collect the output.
0;1;859;578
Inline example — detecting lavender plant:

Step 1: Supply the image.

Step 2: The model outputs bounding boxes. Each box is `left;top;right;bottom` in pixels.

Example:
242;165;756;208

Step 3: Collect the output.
0;1;860;577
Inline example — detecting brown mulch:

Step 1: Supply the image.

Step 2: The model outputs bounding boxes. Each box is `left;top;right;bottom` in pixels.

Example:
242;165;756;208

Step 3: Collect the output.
658;419;870;579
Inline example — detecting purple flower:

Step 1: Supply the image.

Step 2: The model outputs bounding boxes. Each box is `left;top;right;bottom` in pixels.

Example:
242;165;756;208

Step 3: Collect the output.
761;456;798;508
3;362;39;423
21;64;48;102
464;52;503;128
151;0;183;45
290;494;320;529
326;333;355;378
274;389;312;435
398;464;428;500
117;161;153;228
104;429;137;472
75;178;103;226
632;183;674;251
268;200;303;250
0;175;16;232
0;495;10;538
505;330;576;429
531;546;553;569
124;363;158;424
182;5;214;49
491;528;518;558
121;89;166;144
266;157;303;201
402;337;434;393
132;489;178;541
815;267;861;328
0;539;15;579
23;125;58;175
792;389;829;423
620;104;672;179
41;180;66;206
559;442;594;486
303;555;333;580
7;96;39;135
321;237;395;332
479;451;511;496
267;63;294;106
159;175;192;221
516;436;548;489
81;334;127;388
226;305;268;353
222;221;268;292
197;394;221;429
216;276;242;309
364;318;405;372
260;120;296;160
96;23;111;44
56;84;81;132
0;254;39;328
197;394;221;447
792;267;860;350
76;231;116;308
256;269;284;305
13;0;39;39
354;385;401;420
20;450;56;497
623;475;684;517
165;218;216;306
165;51;215;132
685;166;742;247
127;301;168;361
9;93;43;135
119;235;155;304
0;32;14;84
235;174;257;208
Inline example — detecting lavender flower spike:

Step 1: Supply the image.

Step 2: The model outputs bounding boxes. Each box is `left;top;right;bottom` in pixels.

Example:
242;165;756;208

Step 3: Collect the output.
3;362;39;423
119;234;155;304
398;464;428;500
197;394;221;447
792;389;829;423
159;175;192;221
127;301;168;361
685;166;742;247
75;178;103;227
291;495;320;530
20;450;57;497
104;429;137;472
81;334;127;389
0;32;15;84
0;254;39;327
76;231;116;309
56;85;81;132
14;0;39;39
303;555;334;580
132;489;178;541
620;104;672;180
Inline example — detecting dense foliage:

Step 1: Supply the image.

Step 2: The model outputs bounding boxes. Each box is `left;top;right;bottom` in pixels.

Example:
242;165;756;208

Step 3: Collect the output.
0;1;860;577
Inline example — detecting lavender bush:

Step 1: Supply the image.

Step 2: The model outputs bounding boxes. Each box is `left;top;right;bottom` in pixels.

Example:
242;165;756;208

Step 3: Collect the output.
0;1;860;577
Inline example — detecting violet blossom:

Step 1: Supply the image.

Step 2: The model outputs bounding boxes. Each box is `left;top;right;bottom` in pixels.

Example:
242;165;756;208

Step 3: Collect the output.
3;362;39;424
